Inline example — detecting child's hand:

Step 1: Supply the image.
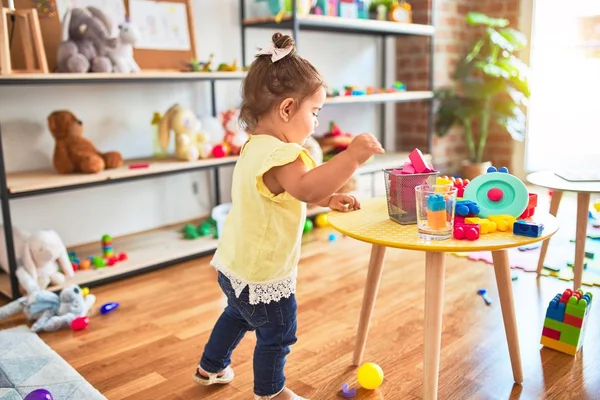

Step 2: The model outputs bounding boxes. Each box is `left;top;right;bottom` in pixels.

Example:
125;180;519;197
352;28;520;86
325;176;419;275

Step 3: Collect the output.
328;194;361;212
346;134;385;165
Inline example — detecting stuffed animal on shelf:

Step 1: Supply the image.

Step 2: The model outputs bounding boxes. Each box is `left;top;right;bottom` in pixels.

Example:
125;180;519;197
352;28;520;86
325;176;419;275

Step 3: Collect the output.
107;18;141;73
159;104;213;161
0;285;96;333
56;7;117;73
315;121;353;161
219;109;248;156
0;226;74;293
48;110;124;174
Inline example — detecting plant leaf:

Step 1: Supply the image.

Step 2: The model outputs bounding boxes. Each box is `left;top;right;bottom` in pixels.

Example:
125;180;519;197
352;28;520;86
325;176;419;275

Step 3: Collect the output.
475;61;510;79
466;12;509;28
498;27;527;51
486;28;514;52
493;99;527;141
462;77;507;99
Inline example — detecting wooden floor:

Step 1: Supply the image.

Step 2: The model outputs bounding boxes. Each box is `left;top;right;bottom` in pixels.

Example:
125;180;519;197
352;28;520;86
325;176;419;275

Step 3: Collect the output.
1;190;599;399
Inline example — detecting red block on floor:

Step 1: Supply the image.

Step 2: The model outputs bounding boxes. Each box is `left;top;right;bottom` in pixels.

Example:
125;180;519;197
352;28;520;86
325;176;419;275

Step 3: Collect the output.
564;313;583;328
542;326;561;340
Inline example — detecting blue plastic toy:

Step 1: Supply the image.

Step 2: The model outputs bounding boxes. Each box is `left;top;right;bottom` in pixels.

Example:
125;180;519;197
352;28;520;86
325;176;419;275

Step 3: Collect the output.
513;220;544;238
427;194;446;212
455;199;480;217
100;302;120;315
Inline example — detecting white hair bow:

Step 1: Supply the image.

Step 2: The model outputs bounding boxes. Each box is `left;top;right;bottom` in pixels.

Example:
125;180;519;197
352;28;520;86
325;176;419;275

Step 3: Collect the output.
256;42;293;63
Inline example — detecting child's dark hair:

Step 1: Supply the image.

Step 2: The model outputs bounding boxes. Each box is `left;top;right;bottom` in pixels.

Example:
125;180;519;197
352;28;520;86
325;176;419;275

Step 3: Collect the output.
239;33;325;131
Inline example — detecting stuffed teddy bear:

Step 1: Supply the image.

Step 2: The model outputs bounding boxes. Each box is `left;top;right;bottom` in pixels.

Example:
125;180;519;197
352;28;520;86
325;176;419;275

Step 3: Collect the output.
48;110;123;174
219;109;249;156
107;18;141;73
56;7;117;73
0;285;96;333
0;226;74;293
158;104;213;161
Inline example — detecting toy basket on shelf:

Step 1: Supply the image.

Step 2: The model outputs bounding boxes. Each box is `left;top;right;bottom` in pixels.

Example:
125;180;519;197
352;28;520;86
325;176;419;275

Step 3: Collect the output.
384;169;439;225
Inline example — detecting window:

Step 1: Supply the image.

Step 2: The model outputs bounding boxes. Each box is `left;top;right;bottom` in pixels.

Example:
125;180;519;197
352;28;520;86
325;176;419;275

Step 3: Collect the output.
525;1;600;172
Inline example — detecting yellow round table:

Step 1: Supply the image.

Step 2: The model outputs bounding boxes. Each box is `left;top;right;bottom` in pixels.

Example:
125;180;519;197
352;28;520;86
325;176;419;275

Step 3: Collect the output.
328;197;559;400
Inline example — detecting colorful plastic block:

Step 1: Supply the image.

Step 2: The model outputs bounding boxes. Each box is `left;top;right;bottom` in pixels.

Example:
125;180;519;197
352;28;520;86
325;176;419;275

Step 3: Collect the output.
540;288;593;356
487;214;516;232
465;217;497;234
513;220;544;237
546;294;566;321
456;200;480;217
427;194;446;212
518;193;538;219
408;148;433;173
453;223;480;240
427;209;447;229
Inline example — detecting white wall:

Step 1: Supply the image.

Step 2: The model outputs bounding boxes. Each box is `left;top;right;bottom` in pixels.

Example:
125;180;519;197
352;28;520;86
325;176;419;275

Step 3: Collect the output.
0;0;394;247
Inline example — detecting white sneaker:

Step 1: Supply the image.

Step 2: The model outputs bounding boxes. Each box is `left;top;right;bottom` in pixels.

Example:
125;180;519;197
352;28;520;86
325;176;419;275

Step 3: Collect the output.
193;365;234;386
254;388;308;399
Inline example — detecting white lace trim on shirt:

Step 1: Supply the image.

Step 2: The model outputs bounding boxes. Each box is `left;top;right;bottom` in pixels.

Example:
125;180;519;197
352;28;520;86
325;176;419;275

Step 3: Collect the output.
210;256;297;305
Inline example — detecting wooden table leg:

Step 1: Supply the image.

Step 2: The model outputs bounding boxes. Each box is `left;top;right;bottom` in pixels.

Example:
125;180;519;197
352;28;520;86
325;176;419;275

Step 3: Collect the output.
492;250;523;384
536;190;563;276
353;244;386;366
423;252;446;400
574;192;591;289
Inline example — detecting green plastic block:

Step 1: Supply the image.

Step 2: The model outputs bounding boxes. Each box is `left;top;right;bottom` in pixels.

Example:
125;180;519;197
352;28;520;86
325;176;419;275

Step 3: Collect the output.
543;318;563;332
565;296;588;318
543;318;582;347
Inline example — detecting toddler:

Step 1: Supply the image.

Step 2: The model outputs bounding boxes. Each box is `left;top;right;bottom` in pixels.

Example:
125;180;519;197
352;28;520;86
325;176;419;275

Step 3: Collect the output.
194;33;384;400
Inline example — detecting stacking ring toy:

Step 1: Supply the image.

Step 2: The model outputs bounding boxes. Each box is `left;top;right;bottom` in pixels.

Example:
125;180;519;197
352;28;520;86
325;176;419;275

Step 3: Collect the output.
463;166;529;218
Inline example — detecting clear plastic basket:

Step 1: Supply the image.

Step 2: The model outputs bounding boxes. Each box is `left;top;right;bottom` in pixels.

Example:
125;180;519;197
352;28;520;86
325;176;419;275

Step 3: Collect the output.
383;168;439;225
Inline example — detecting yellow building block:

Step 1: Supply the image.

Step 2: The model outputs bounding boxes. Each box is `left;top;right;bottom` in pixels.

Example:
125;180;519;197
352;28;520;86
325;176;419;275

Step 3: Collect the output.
488;215;516;232
464;217;497;234
540;335;577;356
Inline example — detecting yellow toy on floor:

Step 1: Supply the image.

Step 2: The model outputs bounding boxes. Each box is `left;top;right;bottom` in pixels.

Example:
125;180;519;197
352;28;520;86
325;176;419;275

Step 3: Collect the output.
158;104;213;161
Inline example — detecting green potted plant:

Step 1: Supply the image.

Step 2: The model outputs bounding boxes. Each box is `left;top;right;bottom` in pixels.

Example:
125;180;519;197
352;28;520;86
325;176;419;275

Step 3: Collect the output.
434;12;531;180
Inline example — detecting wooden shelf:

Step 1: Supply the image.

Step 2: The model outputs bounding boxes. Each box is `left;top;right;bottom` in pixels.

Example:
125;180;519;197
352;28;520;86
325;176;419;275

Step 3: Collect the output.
325;91;434;105
0;71;247;86
7;156;238;198
0;219;219;298
243;14;435;36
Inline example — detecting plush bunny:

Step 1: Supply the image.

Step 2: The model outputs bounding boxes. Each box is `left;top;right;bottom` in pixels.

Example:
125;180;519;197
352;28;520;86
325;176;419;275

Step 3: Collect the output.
0;226;74;293
107;18;141;73
0;285;95;333
158;104;213;161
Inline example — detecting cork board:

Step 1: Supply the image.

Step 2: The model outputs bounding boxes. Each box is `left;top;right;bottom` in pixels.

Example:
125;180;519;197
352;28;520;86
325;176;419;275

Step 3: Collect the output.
4;0;197;72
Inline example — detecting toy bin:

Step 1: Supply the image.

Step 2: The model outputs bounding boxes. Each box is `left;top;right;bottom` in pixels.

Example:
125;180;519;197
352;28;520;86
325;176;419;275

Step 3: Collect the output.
211;203;232;239
383;169;438;225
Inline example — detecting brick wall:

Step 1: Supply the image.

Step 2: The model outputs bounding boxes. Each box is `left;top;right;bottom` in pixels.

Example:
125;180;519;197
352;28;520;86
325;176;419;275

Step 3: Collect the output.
395;0;520;174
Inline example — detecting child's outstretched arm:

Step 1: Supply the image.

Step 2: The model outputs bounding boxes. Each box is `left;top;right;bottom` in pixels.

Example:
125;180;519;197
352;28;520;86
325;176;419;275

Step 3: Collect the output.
263;133;384;205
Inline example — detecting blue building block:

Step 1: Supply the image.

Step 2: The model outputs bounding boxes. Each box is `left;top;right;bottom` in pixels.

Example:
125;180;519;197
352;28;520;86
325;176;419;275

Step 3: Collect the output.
513;220;544;237
546;294;566;322
456;200;480;217
427;194;446;212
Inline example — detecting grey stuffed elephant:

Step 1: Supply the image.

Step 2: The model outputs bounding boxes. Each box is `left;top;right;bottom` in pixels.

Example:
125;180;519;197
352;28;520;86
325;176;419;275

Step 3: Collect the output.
56;7;118;73
0;285;96;333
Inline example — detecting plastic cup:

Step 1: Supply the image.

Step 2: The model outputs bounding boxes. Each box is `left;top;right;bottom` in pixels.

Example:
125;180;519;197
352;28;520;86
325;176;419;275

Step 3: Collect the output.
415;184;457;240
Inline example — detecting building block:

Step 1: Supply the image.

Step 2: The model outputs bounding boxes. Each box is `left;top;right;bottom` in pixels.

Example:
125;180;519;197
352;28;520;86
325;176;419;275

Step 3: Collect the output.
465;217;497;234
454;223;480;240
542;326;561;340
513;220;544;237
408;148;434;173
427;194;446;212
456;199;480;217
427;209;447;229
545;294;566;322
563;314;583;328
518;193;538;219
488;214;516;232
540;288;593;356
540;336;577;356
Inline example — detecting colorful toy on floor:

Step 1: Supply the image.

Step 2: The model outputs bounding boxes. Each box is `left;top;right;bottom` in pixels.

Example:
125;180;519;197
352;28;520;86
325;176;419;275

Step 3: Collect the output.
477;289;492;306
100;302;120;315
24;389;53;400
183;219;218;240
71;316;89;331
341;383;357;398
463;166;529;218
513;220;544;238
357;362;384;390
315;213;329;228
540;288;593;356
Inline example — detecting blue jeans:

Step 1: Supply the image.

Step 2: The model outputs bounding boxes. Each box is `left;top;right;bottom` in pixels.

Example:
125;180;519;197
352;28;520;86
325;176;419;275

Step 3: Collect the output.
200;272;298;397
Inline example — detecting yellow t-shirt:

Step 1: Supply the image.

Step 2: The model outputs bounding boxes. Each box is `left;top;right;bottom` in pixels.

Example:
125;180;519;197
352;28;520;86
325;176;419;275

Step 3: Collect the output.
210;134;317;304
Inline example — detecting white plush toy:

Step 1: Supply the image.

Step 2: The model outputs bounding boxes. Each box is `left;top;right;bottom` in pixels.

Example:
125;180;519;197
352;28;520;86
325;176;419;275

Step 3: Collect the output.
108;17;141;73
0;226;74;293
